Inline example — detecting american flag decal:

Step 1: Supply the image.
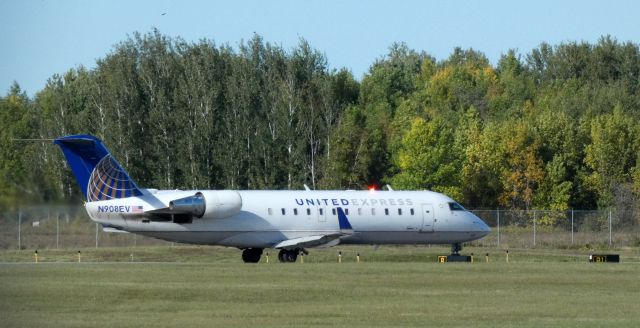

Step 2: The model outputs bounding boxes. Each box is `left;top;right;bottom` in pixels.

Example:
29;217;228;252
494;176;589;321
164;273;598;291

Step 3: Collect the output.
132;205;143;213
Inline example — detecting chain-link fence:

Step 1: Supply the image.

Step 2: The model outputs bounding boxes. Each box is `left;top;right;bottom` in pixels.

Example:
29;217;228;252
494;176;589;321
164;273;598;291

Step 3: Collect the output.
0;205;171;250
470;209;640;248
1;206;639;250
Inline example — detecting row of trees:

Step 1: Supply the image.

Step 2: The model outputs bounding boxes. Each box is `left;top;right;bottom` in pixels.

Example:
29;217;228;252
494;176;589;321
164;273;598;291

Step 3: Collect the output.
322;36;640;213
1;31;639;214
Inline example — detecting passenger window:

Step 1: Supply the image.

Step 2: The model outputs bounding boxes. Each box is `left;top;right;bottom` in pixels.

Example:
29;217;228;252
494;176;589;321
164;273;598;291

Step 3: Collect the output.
410;208;414;215
384;208;389;215
398;208;402;215
306;208;311;215
332;208;336;215
281;208;286;215
371;208;376;215
294;208;298;215
268;208;273;215
345;209;349;215
358;208;362;215
319;208;324;215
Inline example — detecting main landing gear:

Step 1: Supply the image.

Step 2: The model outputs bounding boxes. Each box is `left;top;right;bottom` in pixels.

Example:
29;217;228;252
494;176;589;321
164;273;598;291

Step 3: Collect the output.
278;249;298;263
241;248;263;263
277;248;307;263
241;248;308;263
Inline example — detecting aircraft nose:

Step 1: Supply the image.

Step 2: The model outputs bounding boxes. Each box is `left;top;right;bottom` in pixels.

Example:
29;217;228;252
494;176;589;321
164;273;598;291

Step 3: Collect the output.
479;219;491;235
469;212;491;236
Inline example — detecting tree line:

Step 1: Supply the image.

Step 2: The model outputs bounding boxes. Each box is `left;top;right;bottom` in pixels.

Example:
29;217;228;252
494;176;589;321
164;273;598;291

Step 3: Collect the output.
1;31;639;215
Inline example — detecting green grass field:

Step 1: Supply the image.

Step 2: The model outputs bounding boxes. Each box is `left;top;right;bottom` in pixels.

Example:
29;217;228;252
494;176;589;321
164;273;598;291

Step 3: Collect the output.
1;246;640;327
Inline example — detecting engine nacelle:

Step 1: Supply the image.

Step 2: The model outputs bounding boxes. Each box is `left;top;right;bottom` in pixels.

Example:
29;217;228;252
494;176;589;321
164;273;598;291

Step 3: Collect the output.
169;193;206;218
173;190;242;219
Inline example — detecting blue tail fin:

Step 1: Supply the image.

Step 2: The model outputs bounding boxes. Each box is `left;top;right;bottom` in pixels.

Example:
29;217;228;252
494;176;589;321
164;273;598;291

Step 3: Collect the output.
54;135;143;201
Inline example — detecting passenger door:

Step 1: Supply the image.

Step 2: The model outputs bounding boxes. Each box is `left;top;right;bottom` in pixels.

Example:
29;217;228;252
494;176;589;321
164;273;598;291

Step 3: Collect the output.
420;203;435;232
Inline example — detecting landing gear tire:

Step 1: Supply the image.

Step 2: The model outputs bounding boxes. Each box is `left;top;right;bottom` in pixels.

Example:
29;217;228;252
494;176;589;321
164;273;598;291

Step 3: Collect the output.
278;249;298;263
242;248;263;263
451;243;462;256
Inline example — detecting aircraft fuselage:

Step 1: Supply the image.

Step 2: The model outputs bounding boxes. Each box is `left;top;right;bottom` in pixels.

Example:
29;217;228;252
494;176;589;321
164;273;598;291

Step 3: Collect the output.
87;189;490;248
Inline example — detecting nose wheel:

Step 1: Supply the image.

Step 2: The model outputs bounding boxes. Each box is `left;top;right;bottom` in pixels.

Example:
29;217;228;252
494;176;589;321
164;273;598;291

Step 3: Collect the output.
442;243;472;262
451;243;462;256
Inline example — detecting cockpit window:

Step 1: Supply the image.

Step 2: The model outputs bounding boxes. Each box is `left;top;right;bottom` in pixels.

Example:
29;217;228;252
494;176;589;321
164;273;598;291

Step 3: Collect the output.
448;202;466;211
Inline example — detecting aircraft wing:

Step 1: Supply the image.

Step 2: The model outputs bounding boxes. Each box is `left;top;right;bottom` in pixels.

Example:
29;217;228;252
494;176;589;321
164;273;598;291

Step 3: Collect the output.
273;233;345;249
101;225;129;233
274;207;354;249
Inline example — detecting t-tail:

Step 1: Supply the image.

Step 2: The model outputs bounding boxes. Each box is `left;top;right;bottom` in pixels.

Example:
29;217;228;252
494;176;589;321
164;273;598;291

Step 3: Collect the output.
54;135;143;201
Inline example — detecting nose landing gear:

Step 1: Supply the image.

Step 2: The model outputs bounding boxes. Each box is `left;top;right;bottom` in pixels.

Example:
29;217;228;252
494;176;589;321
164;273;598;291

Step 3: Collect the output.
440;243;472;262
451;242;462;256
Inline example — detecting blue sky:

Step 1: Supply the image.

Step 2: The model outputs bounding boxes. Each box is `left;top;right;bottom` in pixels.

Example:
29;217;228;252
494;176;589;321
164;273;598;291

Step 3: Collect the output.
1;0;639;97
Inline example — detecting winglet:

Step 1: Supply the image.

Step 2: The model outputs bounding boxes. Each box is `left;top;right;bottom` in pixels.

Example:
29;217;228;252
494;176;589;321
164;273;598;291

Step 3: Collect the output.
336;207;353;232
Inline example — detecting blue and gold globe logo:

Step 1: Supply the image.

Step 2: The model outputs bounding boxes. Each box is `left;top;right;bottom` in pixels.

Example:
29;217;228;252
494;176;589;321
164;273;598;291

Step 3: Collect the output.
87;155;141;201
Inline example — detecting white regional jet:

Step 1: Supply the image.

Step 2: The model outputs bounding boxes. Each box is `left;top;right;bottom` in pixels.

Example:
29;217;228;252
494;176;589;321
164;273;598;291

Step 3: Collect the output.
54;135;490;263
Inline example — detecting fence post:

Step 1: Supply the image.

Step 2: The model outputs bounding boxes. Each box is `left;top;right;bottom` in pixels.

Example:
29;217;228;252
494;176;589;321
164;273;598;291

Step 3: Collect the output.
570;209;574;245
533;210;536;247
56;213;59;249
18;209;22;250
608;209;612;246
47;208;50;249
497;208;500;248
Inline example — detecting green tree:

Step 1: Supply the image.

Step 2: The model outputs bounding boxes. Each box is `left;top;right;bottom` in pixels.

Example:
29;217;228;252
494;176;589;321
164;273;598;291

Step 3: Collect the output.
459;119;504;208
391;117;462;199
498;120;545;210
584;107;638;208
0;83;32;208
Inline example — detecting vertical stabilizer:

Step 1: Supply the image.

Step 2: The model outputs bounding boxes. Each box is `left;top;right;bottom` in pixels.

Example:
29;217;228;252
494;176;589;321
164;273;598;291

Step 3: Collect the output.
54;135;142;201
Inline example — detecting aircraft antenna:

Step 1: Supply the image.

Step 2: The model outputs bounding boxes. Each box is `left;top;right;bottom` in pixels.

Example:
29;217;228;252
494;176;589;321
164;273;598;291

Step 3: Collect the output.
12;138;54;141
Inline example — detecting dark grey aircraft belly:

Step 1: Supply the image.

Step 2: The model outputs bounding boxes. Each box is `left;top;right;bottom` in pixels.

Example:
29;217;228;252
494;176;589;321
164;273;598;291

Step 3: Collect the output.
132;230;483;248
